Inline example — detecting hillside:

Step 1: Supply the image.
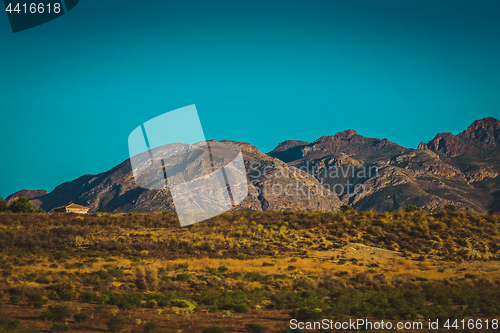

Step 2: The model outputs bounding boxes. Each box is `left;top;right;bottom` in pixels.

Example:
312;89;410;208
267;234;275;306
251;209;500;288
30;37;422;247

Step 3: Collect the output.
0;210;499;332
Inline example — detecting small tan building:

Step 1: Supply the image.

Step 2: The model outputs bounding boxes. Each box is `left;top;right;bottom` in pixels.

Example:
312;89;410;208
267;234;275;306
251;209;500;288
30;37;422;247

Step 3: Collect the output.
53;203;90;214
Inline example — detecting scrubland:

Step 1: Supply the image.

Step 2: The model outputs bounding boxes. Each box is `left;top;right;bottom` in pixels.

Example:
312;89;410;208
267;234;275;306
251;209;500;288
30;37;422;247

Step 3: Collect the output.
0;209;499;332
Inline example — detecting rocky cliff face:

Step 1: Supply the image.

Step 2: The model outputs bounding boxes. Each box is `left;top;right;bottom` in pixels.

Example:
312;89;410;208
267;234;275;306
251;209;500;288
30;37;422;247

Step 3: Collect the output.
7;117;500;214
458;117;500;146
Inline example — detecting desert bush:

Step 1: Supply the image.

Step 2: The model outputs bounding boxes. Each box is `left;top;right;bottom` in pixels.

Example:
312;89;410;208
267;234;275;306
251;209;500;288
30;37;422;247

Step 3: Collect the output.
245;323;269;332
97;290;143;309
59;292;72;301
134;268;147;290
290;307;322;320
218;265;229;273
339;205;353;213
27;293;48;308
203;326;225;333
445;204;457;212
176;273;191;281
106;315;125;332
222;303;249;313
42;304;72;322
73;313;89;323
320;275;345;289
145;267;158;291
10;295;21;304
81;291;96;303
50;323;69;332
0;317;21;330
405;205;420;212
143;320;159;333
355;272;380;289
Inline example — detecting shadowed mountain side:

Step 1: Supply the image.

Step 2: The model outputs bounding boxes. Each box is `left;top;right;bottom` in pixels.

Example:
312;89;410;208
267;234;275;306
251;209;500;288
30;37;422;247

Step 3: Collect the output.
267;140;310;163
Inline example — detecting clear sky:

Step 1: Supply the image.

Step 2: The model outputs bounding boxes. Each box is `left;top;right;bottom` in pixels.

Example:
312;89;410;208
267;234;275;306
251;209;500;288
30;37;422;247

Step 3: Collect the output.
1;0;499;199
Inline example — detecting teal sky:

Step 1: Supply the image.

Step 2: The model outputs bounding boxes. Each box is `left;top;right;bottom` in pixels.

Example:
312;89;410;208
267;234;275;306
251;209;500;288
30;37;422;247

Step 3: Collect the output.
1;0;499;199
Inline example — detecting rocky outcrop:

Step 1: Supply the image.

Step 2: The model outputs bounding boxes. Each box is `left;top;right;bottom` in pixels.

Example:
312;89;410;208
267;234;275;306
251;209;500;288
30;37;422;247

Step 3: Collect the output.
426;133;474;157
458;117;500;146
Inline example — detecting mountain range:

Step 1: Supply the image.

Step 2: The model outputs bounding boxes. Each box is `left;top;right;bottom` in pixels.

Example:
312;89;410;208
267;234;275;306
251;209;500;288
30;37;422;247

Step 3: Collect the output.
5;117;500;214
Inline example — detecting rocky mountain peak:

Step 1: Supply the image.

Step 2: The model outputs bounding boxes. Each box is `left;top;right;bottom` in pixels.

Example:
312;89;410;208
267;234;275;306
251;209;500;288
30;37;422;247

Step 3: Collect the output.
417;141;428;150
333;129;357;140
270;140;310;153
426;132;471;157
6;189;47;204
458;117;500;146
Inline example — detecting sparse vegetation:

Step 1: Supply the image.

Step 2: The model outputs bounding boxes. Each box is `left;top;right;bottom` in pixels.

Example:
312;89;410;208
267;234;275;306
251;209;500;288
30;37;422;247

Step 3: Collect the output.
42;305;72;322
203;326;225;333
0;210;499;331
106;315;125;332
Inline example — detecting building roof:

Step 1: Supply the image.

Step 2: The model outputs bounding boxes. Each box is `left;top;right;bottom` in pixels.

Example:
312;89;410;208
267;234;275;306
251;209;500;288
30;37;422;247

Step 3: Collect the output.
53;203;90;212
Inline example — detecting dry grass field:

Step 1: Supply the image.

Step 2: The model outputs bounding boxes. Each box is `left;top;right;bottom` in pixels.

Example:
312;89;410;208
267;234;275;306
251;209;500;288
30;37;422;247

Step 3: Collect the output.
0;209;499;332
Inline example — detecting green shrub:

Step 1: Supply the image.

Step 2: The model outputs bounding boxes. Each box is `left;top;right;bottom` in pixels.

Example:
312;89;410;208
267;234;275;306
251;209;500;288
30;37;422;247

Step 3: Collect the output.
10;296;21;304
445;204;457;212
157;298;170;307
51;323;69;332
177;263;189;270
27;293;48;308
217;265;229;273
222;303;249;313
81;291;96;303
405;205;420;212
143;320;159;333
42;305;72;322
176;273;191;281
59;292;73;301
339;205;353;213
0;200;8;212
232;303;249;313
73;313;89;323
290;307;322;320
106;315;125;332
245;323;269;332
208;305;218;313
203;326;225;333
8;197;34;213
0;317;21;330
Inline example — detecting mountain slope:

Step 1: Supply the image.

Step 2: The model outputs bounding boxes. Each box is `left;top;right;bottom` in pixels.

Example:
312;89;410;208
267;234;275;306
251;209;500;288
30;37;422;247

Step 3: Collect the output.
7;117;500;214
7;141;341;214
267;117;500;213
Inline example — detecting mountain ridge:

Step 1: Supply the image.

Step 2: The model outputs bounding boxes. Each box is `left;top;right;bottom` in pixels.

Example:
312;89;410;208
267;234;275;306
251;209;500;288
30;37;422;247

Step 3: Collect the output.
7;117;500;214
